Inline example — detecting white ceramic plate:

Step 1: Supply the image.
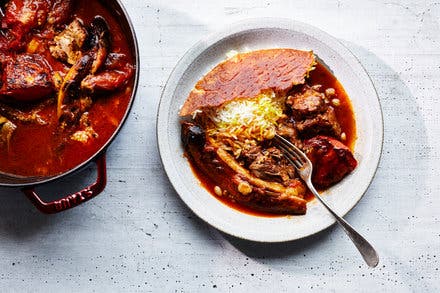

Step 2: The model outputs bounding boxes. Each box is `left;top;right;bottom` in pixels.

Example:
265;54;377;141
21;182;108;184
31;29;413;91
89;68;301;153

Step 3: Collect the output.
157;18;383;242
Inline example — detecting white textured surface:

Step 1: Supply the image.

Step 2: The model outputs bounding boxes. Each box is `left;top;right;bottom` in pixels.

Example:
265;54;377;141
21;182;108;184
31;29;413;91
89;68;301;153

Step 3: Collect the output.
0;0;439;292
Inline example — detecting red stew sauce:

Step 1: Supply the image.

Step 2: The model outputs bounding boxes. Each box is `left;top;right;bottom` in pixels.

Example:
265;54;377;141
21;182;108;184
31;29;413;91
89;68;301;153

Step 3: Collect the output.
0;0;134;177
187;62;356;217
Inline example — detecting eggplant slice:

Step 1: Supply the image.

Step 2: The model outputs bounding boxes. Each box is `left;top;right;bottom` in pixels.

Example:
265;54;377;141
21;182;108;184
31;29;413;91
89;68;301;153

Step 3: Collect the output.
56;15;111;123
182;121;307;215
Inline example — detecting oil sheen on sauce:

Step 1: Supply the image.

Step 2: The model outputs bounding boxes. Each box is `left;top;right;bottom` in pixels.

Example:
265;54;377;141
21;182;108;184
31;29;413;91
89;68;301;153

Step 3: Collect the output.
0;0;134;177
186;61;357;217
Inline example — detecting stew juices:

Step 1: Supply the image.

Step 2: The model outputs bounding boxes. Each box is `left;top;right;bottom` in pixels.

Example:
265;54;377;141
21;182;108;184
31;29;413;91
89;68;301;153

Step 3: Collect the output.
183;57;356;217
0;0;134;177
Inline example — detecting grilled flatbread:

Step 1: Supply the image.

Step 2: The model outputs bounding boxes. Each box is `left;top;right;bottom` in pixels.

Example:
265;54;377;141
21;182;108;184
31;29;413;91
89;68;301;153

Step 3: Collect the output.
179;48;315;116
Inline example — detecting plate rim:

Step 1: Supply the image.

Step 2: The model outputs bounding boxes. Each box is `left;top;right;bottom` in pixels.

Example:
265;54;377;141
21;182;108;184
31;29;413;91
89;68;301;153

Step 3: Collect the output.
157;17;384;242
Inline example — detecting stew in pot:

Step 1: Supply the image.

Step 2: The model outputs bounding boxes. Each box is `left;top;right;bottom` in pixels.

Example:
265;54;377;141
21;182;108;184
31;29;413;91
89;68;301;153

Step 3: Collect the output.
0;0;134;177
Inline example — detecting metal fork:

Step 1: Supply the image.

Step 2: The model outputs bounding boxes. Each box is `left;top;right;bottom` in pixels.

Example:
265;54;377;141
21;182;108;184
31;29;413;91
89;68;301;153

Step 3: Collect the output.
273;134;379;267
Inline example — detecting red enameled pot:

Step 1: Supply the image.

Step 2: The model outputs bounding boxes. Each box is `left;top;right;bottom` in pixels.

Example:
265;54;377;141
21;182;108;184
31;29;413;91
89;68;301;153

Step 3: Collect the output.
0;0;139;214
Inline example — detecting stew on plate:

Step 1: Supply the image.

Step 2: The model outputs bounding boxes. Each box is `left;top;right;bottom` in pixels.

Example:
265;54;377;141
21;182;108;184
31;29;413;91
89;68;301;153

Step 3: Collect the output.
180;49;357;216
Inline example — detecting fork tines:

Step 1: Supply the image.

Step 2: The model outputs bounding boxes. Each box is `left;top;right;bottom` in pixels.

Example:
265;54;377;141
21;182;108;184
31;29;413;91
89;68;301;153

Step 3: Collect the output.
273;134;307;169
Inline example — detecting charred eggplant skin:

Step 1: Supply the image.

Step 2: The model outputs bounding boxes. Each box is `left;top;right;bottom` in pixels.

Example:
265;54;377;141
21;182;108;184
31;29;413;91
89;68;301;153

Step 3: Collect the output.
87;15;110;74
181;121;307;215
57;54;93;118
181;121;205;148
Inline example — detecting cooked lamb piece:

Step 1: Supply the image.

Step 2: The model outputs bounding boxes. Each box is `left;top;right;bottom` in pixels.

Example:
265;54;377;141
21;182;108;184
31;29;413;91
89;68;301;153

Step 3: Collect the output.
304;136;357;188
47;0;74;26
0;54;54;102
248;147;296;184
277;121;296;138
2;0;50;30
50;18;88;65
182;121;307;215
286;85;327;120
276;119;304;149
295;106;342;138
0;0;51;51
240;144;262;165
0;101;48;125
286;84;342;139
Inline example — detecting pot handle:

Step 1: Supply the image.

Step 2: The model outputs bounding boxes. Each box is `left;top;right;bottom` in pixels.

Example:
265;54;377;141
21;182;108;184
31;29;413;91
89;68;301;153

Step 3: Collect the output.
22;153;107;214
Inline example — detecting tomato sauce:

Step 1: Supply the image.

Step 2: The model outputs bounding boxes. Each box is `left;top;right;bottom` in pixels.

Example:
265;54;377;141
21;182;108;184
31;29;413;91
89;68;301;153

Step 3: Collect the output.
308;62;357;150
0;0;134;177
187;61;357;217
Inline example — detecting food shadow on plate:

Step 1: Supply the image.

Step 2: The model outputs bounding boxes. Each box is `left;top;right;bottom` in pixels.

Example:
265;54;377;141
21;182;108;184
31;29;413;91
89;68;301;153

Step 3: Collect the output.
213;42;429;263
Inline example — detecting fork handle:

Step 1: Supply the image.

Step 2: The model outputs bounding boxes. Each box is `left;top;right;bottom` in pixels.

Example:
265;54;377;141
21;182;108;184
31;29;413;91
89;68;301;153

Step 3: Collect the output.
307;182;379;267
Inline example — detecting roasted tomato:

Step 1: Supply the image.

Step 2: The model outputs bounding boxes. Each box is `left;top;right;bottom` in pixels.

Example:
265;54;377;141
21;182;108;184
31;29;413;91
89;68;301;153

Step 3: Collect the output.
304;135;357;188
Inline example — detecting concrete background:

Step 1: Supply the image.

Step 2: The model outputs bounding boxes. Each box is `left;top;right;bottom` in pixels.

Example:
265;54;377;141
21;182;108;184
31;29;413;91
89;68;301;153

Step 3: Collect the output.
0;0;439;292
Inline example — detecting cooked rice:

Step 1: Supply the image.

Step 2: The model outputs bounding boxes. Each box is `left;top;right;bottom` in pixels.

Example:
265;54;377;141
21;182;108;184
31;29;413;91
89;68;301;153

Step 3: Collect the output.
207;91;285;143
